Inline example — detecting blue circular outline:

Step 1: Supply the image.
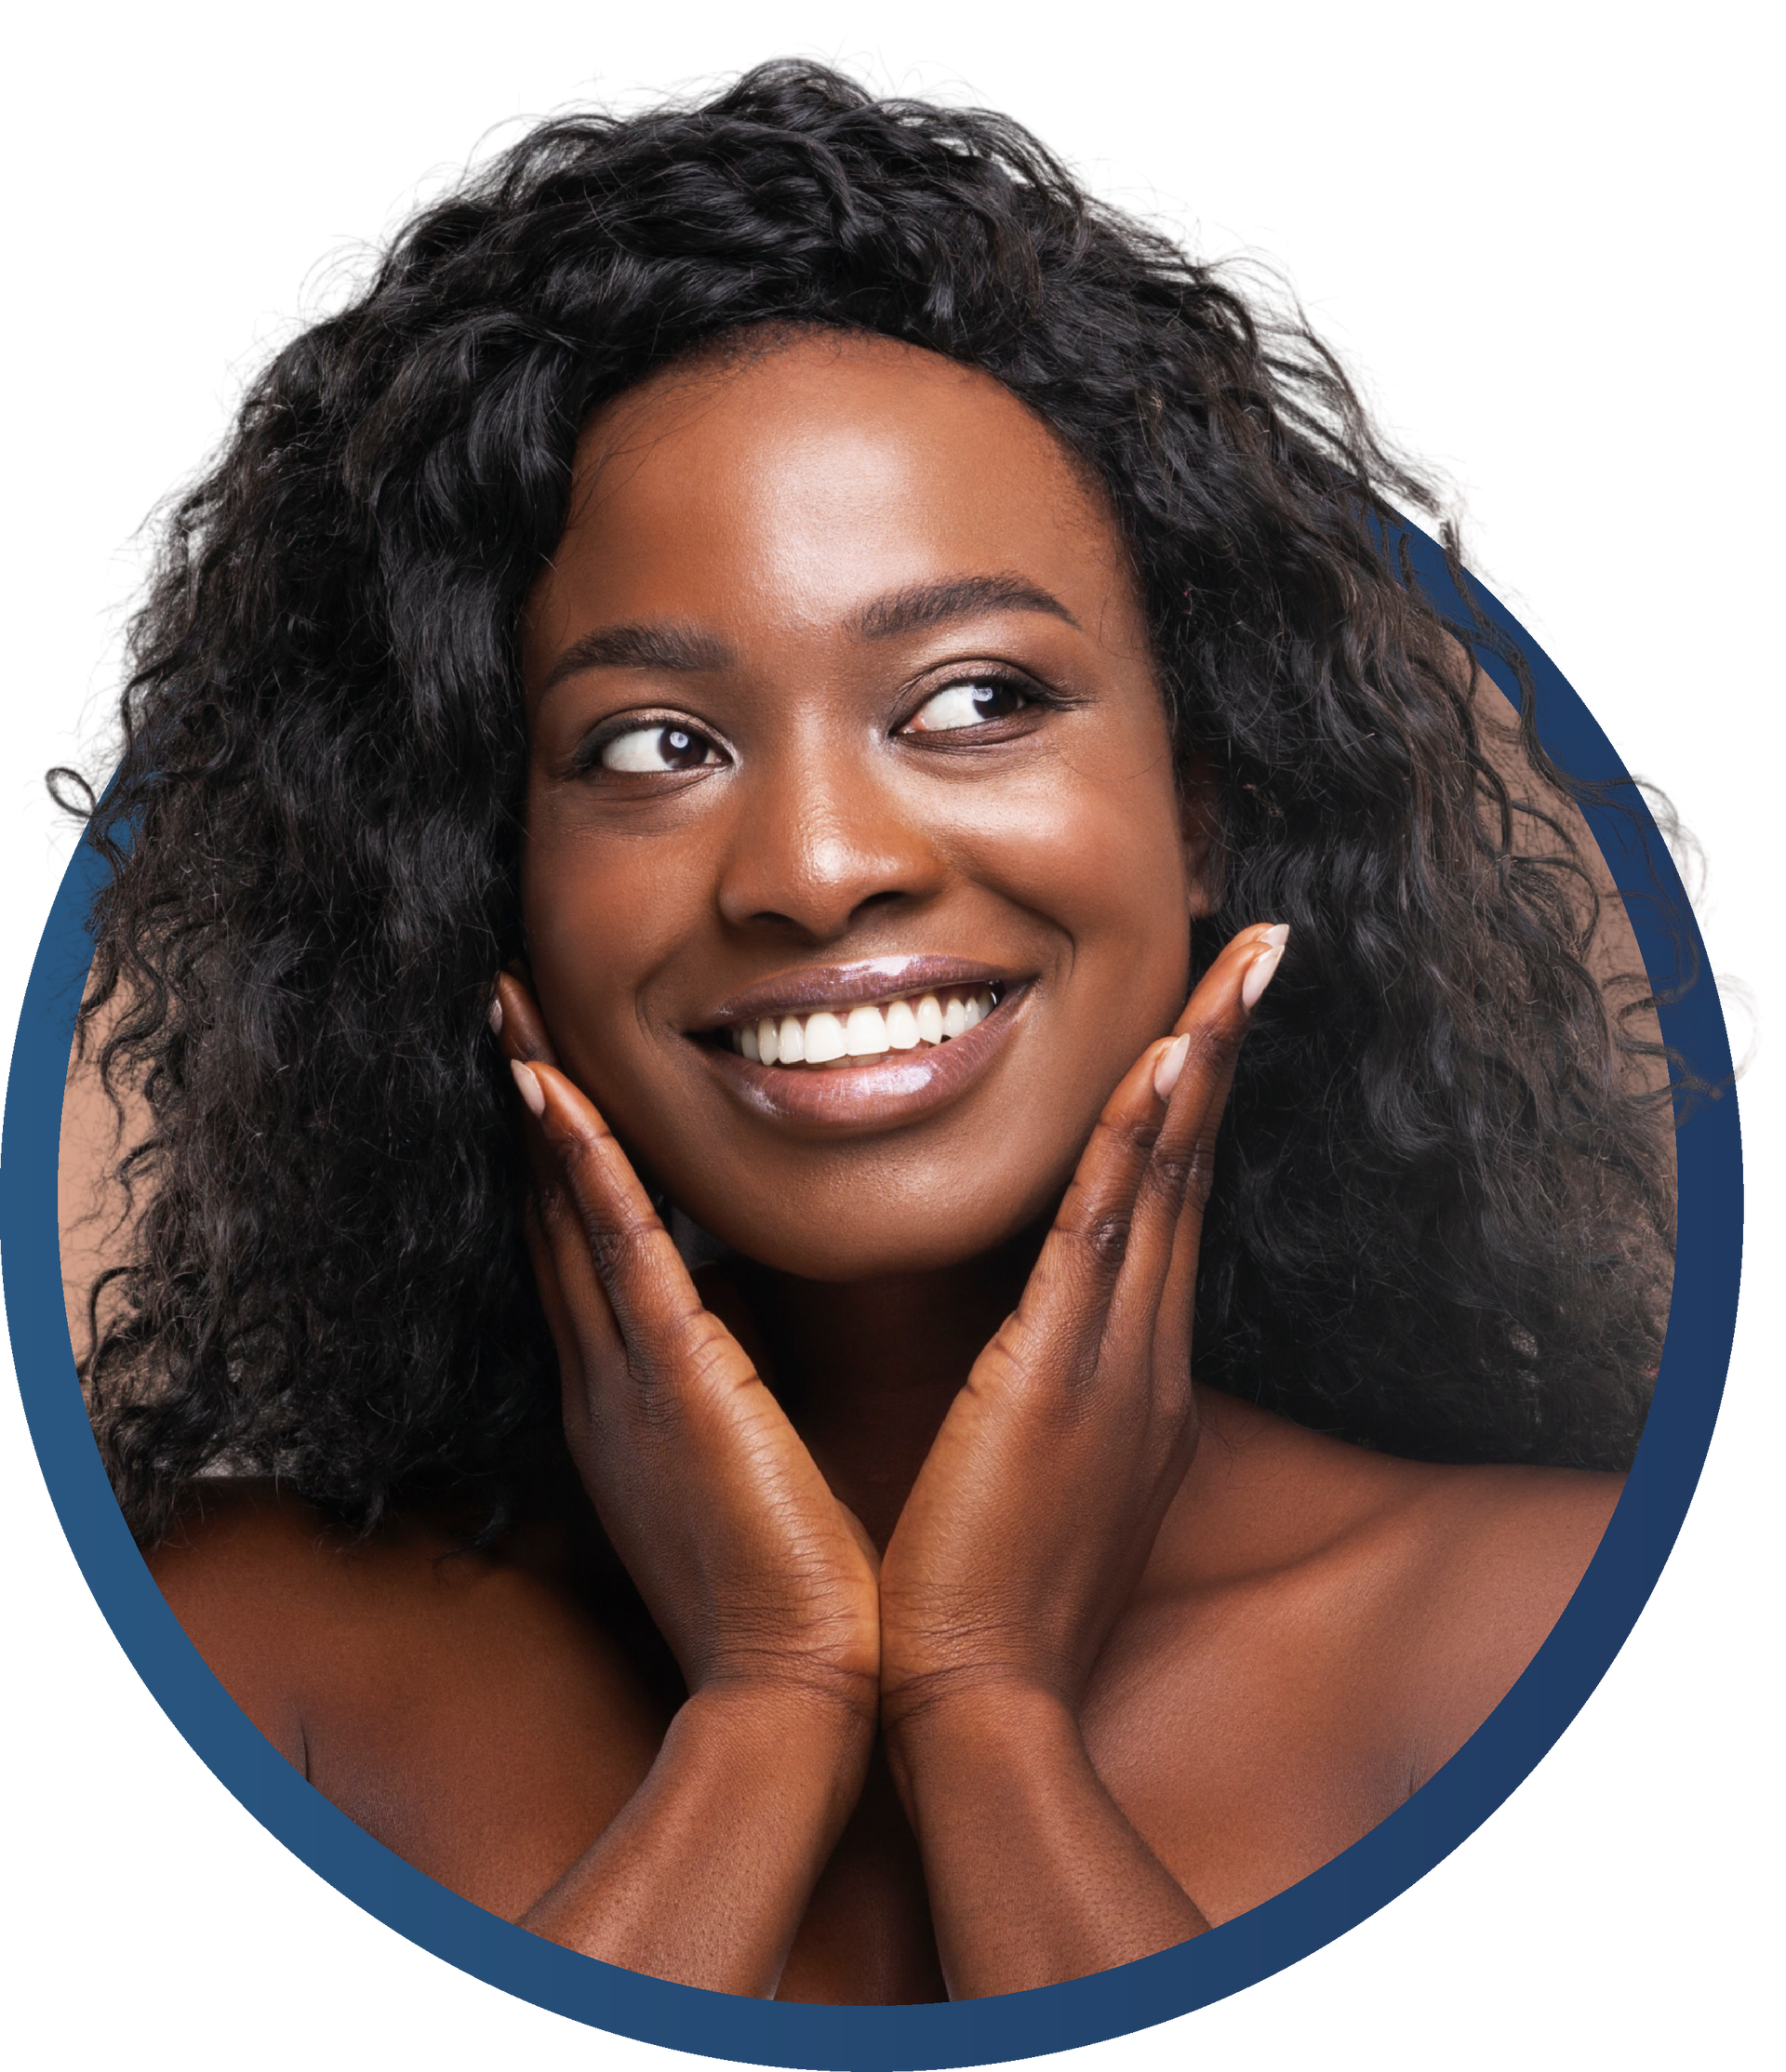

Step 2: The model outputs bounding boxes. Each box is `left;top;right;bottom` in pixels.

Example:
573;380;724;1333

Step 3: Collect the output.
3;531;1743;2069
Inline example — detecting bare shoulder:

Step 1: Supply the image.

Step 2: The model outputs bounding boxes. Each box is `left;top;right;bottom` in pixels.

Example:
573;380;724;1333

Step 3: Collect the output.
1143;1401;1633;1840
144;1482;341;1764
1396;1448;1623;1575
1384;1450;1623;1776
145;1480;453;1763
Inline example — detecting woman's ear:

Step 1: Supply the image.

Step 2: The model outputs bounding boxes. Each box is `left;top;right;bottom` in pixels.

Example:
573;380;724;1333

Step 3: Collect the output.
1177;757;1221;919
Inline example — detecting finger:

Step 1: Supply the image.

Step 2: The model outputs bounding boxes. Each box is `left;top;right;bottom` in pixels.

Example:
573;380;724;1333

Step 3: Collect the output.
493;964;649;1344
489;969;564;1204
496;976;699;1396
513;1056;709;1365
1101;920;1284;1384
1112;923;1287;1335
1153;1205;1203;1417
1013;1031;1182;1366
520;1185;605;1425
834;1500;883;1577
497;1012;572;1221
492;965;559;1069
1035;920;1284;1325
520;1119;625;1392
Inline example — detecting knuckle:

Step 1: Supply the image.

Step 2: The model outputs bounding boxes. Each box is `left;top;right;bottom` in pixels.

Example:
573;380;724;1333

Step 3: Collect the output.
1188;1019;1242;1079
1103;1107;1164;1160
555;1109;609;1168
1182;1129;1221;1209
625;1308;726;1429
1075;1209;1133;1269
1148;1131;1219;1213
556;1117;638;1215
584;1209;660;1282
582;1221;628;1277
628;1371;686;1437
593;1325;687;1441
1150;1144;1198;1202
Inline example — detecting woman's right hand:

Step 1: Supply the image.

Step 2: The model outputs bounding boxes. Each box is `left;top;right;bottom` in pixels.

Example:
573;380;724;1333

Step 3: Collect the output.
493;972;881;1733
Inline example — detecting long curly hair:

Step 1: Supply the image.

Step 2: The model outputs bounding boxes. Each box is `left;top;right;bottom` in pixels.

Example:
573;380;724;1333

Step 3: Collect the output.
66;60;1677;1546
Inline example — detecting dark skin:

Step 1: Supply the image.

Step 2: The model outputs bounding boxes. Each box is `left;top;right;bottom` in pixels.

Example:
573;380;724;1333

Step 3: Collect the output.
149;332;1622;2004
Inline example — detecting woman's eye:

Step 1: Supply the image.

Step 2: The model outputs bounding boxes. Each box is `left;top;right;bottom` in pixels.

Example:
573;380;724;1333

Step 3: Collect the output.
903;676;1033;734
595;723;724;774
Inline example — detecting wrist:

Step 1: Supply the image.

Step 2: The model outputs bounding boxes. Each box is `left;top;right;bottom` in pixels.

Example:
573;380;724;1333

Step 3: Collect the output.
882;1676;1083;1813
520;1676;874;1990
683;1671;876;1741
675;1677;875;1823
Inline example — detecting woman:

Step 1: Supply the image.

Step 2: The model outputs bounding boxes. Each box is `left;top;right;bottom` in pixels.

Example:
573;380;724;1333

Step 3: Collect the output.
67;62;1675;2005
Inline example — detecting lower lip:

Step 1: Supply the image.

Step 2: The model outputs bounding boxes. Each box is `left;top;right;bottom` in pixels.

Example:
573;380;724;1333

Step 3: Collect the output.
696;986;1032;1133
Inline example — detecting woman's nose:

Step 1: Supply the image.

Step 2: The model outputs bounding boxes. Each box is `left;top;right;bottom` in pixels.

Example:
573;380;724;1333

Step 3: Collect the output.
714;748;948;942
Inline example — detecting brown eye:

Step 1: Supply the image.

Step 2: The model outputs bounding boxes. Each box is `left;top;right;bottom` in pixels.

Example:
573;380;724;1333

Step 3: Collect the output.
598;723;725;773
904;676;1032;733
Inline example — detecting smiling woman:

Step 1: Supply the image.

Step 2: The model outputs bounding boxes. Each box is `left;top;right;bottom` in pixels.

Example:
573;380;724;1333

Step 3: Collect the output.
520;337;1199;1227
60;60;1676;2010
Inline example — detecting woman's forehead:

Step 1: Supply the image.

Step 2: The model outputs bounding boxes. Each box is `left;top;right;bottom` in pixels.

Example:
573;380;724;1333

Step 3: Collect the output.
580;331;1101;522
524;334;1135;680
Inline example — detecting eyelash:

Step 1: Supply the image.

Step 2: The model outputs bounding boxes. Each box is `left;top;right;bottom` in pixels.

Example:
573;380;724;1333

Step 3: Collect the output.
568;667;1061;777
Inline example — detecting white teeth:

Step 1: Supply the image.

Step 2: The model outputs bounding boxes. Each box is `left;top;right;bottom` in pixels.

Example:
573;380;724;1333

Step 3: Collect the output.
726;985;1005;1067
845;1004;890;1056
803;1011;847;1064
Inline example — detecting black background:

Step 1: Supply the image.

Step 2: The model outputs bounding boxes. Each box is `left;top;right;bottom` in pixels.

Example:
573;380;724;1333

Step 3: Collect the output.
7;24;1756;2064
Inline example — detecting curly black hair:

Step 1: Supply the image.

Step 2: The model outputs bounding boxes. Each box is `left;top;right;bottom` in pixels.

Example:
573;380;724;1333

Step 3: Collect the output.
66;60;1677;1546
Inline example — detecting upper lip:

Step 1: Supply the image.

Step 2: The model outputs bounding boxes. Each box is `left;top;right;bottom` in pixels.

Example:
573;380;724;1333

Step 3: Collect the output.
696;955;1019;1030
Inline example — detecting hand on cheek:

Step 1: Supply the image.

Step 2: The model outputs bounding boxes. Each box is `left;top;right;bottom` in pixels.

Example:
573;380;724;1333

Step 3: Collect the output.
876;922;1287;1742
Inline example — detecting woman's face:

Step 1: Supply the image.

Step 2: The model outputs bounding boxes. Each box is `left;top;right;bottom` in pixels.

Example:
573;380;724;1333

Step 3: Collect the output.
521;331;1206;1281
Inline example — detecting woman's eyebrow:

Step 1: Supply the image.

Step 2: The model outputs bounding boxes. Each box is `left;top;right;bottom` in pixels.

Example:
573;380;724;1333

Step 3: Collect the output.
854;573;1081;640
538;622;735;697
537;574;1078;699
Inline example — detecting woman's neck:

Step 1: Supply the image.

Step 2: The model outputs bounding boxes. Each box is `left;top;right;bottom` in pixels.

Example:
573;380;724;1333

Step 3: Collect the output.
736;1232;1042;1550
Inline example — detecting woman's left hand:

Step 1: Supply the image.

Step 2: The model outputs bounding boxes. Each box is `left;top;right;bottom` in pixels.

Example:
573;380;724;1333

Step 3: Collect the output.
880;921;1283;1728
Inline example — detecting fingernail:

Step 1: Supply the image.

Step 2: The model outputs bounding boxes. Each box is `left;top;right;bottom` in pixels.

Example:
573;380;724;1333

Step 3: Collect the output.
1153;1032;1192;1101
510;1059;544;1117
487;991;504;1035
1241;924;1289;1012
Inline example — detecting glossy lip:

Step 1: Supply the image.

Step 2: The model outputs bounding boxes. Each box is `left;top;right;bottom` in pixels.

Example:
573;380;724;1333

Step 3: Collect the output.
696;978;1033;1134
696;954;1016;1031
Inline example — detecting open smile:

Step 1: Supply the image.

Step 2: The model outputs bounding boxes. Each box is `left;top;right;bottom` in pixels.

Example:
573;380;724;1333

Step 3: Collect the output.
692;958;1033;1133
724;980;1005;1068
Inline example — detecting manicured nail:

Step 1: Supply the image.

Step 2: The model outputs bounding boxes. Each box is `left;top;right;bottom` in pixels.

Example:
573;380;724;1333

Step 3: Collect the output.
1153;1033;1192;1101
510;1059;544;1116
487;991;504;1035
1241;924;1289;1012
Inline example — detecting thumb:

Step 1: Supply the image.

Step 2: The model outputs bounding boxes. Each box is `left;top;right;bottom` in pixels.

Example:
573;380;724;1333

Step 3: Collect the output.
835;1501;883;1574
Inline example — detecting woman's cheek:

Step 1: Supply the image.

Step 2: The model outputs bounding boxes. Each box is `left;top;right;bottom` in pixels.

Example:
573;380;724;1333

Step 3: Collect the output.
519;828;698;1092
966;772;1193;1041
